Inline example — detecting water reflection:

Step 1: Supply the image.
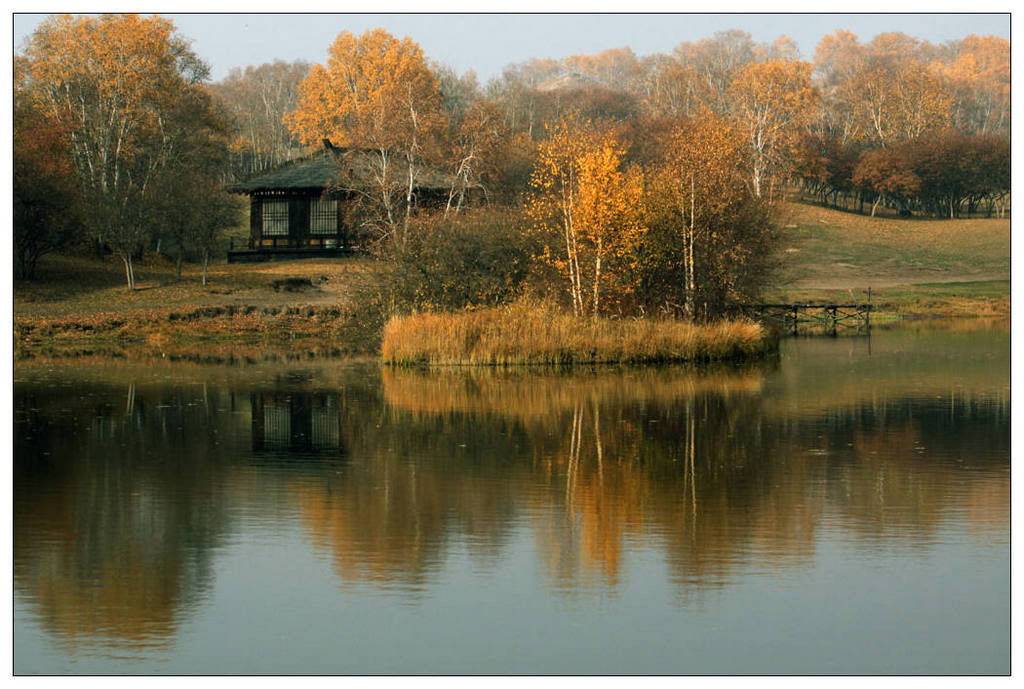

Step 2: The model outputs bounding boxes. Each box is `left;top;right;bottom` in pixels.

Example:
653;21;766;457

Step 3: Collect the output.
13;382;233;656
13;324;1010;668
251;392;345;454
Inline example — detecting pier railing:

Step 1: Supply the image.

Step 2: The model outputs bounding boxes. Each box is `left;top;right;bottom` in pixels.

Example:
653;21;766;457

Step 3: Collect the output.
741;299;872;336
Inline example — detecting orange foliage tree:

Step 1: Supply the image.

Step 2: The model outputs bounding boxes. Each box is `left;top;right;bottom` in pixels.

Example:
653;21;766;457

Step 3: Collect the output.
19;14;220;290
852;147;921;216
286;29;446;250
527;115;645;317
933;35;1010;136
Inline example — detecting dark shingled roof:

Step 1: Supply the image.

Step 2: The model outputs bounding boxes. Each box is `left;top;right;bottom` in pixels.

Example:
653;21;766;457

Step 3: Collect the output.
226;148;452;194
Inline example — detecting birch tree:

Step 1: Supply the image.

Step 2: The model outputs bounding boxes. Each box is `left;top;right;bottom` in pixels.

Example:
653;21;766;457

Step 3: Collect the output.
527;115;645;317
638;111;779;318
728;58;816;198
209;60;310;177
20;14;213;290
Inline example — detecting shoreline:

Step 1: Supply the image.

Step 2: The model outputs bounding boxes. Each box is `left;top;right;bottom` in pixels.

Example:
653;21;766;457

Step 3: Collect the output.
14;281;1008;364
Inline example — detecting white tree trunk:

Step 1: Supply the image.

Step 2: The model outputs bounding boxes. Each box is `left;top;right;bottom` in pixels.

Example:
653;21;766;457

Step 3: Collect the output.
122;253;135;291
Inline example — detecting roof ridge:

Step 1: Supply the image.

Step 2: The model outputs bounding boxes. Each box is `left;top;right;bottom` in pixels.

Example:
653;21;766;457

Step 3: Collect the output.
225;147;452;194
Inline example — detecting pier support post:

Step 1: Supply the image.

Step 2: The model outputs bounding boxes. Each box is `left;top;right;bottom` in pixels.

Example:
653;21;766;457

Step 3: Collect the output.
866;287;871;331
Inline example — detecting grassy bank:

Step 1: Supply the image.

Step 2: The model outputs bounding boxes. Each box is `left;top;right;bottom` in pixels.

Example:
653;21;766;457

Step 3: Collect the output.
14;252;382;318
381;302;772;366
778;201;1009;288
14;302;386;362
14;253;388;360
775;201;1010;317
769;280;1009;320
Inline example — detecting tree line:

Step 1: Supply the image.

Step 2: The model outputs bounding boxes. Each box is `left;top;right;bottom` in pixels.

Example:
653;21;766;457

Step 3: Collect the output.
796;129;1009;219
15;15;1009;315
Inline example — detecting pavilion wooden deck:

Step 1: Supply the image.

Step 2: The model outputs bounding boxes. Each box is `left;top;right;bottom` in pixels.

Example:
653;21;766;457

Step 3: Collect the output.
741;301;872;335
226;245;358;263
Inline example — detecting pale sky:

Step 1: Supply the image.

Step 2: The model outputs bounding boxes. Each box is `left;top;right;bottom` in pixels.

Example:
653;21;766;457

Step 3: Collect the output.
11;12;1011;84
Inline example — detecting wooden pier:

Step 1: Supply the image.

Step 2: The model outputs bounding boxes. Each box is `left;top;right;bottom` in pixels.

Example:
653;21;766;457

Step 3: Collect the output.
742;293;872;336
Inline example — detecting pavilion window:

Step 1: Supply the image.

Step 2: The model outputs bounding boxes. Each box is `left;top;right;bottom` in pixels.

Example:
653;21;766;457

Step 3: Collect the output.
262;401;291;449
262;200;289;236
309;197;337;235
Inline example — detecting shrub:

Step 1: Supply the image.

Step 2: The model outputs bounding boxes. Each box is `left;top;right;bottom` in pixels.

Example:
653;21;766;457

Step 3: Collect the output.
387;209;535;311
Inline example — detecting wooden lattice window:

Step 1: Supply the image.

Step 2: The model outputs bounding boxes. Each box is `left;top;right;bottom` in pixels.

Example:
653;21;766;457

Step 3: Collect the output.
262;200;289;236
262;402;291;448
310;197;337;236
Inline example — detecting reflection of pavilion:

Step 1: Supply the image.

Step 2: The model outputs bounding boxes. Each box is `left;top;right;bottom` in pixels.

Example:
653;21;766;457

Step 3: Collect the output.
251;392;344;453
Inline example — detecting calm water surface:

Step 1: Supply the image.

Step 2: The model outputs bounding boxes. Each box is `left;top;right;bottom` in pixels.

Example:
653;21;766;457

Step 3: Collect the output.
13;321;1009;674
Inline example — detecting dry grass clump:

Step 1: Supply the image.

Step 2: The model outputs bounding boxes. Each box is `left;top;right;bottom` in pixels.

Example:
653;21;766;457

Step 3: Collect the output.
381;301;772;366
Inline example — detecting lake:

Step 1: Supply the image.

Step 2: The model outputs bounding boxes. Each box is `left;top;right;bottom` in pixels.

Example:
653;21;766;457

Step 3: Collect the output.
13;320;1009;675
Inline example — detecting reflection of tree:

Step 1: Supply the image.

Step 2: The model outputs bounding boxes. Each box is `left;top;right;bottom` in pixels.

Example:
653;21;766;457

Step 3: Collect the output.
530;391;826;594
381;365;764;422
14;353;1010;639
533;400;649;589
13;383;234;652
294;408;526;590
820;400;1010;547
379;366;1007;596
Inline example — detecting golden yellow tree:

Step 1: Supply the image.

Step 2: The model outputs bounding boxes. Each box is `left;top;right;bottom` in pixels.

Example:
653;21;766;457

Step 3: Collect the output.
651;111;748;317
728;58;817;198
815;32;955;148
20;14;216;290
933;35;1009;135
286;29;446;249
528;116;645;317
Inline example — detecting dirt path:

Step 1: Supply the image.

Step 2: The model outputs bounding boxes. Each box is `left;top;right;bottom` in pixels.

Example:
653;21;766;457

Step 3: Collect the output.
786;272;1010;290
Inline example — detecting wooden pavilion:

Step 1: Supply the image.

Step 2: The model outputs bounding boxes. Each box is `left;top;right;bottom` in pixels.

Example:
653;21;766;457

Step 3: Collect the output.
226;143;450;262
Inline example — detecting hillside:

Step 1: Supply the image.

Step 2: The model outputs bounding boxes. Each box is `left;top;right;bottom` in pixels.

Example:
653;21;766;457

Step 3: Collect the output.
776;202;1009;289
770;202;1010;317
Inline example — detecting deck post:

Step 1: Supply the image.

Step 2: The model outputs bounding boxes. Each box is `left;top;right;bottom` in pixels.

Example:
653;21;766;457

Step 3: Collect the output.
866;287;871;331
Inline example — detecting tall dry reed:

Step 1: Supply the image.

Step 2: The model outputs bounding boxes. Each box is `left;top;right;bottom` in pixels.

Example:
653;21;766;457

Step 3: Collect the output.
381;301;772;366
